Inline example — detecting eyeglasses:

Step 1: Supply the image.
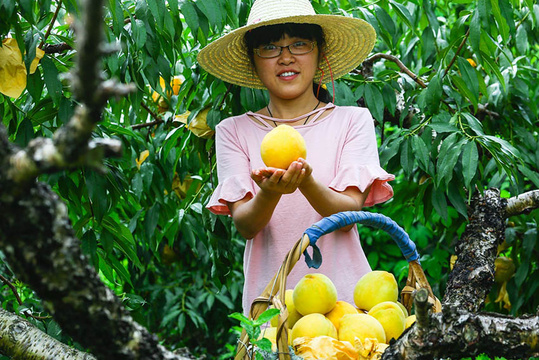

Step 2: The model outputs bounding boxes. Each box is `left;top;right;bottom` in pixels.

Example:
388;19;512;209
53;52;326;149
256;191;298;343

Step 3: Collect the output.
254;40;317;58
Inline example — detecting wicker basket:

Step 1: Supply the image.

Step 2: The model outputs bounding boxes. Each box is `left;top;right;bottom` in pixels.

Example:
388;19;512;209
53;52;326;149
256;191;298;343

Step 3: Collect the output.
235;211;441;360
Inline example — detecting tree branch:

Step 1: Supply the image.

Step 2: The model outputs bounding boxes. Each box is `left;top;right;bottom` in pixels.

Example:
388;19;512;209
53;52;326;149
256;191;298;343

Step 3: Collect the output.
444;29;470;76
506;190;539;217
39;0;63;49
43;42;73;54
358;53;427;88
0;274;51;320
382;305;539;359
0;307;96;359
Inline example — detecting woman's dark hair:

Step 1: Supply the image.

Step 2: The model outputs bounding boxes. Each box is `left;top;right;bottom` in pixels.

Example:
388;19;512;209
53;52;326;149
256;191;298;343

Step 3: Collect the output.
244;23;331;103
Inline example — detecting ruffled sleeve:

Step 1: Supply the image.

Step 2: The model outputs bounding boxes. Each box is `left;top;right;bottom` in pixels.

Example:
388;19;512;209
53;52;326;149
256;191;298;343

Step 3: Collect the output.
206;116;256;216
328;107;395;207
329;164;394;207
207;173;255;215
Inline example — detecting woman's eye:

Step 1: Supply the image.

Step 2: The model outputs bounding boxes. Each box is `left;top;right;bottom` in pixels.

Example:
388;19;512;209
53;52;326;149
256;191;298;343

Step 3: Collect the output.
262;44;277;51
293;41;308;47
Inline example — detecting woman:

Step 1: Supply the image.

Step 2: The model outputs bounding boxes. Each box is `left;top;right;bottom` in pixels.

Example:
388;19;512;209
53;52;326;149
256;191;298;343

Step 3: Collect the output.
198;0;394;314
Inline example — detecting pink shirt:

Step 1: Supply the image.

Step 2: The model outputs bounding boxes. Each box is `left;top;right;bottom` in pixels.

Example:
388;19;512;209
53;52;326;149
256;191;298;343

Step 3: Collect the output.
206;103;395;313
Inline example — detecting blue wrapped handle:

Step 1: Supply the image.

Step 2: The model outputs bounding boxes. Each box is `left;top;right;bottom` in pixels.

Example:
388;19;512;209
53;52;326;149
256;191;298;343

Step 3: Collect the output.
303;211;420;269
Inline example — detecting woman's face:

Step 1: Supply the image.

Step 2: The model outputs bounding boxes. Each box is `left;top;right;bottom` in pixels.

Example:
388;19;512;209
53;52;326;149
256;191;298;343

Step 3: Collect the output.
253;34;319;101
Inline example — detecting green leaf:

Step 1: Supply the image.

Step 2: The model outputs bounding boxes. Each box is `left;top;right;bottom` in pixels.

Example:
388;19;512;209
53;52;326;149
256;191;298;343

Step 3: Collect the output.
132;19;147;50
436;135;464;187
491;0;509;42
423;72;443;114
469;11;481;53
461;112;484;136
85;170;109;223
457;56;479;104
14;118;34;147
451;75;478;113
411;135;430;171
382;83;397;116
516;24;529;54
373;5;396;47
145;203;161;246
102;216;143;269
388;0;416;35
41;55;62;105
108;252;133;287
380;135;404;165
195;0;222;31
518;165;539;188
253;308;280;326
431;186;448;220
364;83;384;122
478;50;506;92
461;141;479;189
400;138;414;175
147;0;164;28
447;182;468;218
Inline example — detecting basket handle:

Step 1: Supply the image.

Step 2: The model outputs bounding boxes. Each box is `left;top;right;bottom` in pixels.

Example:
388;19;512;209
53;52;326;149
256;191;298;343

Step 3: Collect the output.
303;211;420;269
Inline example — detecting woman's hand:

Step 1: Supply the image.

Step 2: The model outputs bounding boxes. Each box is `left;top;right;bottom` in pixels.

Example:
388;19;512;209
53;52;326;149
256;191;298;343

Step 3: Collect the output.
251;158;310;194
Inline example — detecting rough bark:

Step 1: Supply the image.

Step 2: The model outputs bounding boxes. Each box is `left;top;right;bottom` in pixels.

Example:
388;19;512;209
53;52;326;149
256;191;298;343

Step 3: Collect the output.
443;188;506;312
506;190;539;217
0;307;96;360
0;0;194;358
382;289;539;360
381;189;539;359
0;173;195;360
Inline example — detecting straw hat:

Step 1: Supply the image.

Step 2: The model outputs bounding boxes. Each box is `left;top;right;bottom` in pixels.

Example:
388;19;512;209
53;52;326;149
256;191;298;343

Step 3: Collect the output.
197;0;376;89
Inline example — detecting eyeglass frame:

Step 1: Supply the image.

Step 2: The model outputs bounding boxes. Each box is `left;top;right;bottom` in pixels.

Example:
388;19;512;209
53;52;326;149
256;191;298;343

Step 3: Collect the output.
253;40;317;58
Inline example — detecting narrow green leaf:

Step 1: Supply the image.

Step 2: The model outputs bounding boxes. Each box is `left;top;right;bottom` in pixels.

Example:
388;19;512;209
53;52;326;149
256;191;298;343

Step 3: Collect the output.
516;25;529;54
102;216;143;269
147;0;164;28
196;0;222;31
14;118;34;147
374;5;396;47
436;136;464;187
364;83;384;122
168;0;179;17
461;112;484;136
431;186;448;220
388;0;416;35
478;50;506;91
447;182;468;218
411;136;430;171
400;138;414;175
382;83;396;116
145;203;160;245
491;0;509;42
518;165;539;188
108;253;133;287
451;75;478;113
380;136;404;166
253;308;280;326
41;56;62;105
469;11;481;53
462;141;479;188
424;72;443;114
132;19;147;50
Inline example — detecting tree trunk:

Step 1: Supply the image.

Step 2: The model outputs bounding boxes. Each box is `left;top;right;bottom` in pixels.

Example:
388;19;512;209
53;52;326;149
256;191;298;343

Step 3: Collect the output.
443;188;506;312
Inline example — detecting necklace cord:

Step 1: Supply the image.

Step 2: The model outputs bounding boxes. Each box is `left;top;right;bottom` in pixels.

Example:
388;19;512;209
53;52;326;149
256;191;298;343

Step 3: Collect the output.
267;100;321;127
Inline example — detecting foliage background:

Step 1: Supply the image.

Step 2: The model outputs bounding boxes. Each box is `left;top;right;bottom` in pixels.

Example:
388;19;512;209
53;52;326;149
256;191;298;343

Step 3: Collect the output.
0;0;538;358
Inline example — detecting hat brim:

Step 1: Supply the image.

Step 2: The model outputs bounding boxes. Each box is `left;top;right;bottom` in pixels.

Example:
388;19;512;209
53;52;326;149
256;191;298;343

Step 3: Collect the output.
197;14;376;89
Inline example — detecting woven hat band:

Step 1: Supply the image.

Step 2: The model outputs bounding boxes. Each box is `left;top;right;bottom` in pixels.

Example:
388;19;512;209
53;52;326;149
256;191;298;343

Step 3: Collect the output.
248;0;316;26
